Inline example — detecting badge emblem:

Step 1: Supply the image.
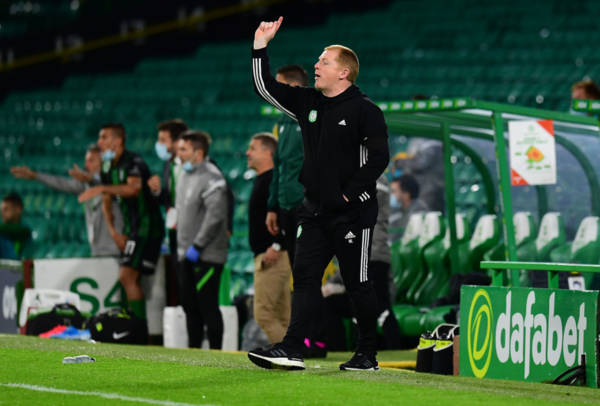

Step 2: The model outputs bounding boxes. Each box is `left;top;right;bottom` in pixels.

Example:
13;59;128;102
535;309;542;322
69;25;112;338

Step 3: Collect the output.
308;110;317;123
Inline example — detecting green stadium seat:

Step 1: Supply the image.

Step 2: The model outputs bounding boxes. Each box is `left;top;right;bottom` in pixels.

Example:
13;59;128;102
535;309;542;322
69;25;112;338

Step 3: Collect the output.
405;211;445;304
549;216;600;288
393;213;425;302
412;213;471;305
468;214;500;271
535;212;565;261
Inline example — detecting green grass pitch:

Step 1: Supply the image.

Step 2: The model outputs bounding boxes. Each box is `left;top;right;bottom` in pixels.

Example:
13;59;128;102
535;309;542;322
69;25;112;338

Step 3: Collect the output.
0;334;597;405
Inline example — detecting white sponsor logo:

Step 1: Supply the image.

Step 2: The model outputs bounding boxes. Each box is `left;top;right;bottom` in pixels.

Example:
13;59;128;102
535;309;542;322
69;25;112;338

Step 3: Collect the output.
338;119;347;126
495;291;587;378
344;231;356;244
112;331;130;340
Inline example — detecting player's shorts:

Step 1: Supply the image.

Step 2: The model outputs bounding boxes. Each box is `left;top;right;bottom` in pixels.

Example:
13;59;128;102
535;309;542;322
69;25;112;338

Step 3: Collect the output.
119;235;163;274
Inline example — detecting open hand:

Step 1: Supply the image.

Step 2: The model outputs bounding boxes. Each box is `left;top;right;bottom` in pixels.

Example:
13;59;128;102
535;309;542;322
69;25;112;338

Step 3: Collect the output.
10;166;37;180
254;16;283;49
266;211;279;236
69;164;93;183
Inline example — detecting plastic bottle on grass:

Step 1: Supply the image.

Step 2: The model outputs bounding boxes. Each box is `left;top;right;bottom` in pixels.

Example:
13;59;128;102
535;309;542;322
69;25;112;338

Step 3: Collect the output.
62;355;96;364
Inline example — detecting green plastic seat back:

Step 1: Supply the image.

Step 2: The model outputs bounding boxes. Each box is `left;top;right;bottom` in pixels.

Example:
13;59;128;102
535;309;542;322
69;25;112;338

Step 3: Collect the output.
485;211;537;261
395;213;425;300
443;213;471;274
515;212;538;261
571;216;600;264
535;212;565;261
408;212;445;304
468;214;499;270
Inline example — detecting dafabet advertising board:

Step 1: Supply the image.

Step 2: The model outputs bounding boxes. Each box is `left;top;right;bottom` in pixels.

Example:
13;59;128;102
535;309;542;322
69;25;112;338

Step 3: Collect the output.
460;285;599;387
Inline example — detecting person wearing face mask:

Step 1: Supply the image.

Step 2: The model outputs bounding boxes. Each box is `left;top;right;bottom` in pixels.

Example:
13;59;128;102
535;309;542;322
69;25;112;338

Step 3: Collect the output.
248;17;389;371
390;174;429;237
147;119;188;260
78;123;164;324
175;130;229;349
10;144;122;257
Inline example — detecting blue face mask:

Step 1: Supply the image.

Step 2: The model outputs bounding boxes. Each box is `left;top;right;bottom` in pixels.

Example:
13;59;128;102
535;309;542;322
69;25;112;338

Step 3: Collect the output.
390;194;402;209
101;149;116;162
155;142;172;161
182;161;195;172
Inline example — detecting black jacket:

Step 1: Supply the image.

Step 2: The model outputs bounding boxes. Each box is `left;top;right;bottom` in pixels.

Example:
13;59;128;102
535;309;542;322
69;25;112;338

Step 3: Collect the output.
252;47;389;213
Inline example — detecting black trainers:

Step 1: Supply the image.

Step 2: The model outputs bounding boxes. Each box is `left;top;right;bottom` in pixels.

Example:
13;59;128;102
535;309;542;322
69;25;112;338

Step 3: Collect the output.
339;352;379;371
248;343;306;370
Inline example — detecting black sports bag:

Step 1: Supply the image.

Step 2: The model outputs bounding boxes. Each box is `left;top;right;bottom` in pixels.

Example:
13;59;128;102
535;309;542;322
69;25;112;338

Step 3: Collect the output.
86;308;148;345
26;303;85;335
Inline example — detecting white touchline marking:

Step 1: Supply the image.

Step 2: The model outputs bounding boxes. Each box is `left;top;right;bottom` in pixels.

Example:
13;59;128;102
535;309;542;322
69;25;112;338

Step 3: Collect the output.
0;383;217;406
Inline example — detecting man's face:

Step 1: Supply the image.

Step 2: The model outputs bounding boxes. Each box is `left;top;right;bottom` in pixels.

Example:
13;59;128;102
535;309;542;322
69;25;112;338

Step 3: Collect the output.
85;151;101;174
97;129;115;152
314;49;346;91
1;201;21;224
175;139;185;159
391;181;409;207
246;139;270;170
390;181;402;202
178;140;200;164
157;130;174;153
572;87;588;100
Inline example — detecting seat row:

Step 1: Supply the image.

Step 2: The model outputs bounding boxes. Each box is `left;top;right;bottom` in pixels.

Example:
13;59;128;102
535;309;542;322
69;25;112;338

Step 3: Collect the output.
391;210;600;337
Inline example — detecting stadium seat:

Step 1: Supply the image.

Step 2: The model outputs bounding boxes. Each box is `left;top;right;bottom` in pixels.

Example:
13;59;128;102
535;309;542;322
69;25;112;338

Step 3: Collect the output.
412;213;471;305
393;213;425;302
467;214;500;271
444;213;472;275
405;211;445;304
548;216;600;289
482;211;537;260
535;212;566;261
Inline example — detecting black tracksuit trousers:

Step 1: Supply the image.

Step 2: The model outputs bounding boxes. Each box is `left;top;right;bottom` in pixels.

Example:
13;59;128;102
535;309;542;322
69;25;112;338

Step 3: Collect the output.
282;199;379;354
178;259;224;349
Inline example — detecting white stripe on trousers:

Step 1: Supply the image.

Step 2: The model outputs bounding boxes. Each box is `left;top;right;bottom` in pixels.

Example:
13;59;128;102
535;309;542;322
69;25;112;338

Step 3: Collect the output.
252;58;296;120
360;228;370;282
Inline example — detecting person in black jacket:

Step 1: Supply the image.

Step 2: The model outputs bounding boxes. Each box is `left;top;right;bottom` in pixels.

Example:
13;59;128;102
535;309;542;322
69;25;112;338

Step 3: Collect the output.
148;119;189;258
247;17;389;371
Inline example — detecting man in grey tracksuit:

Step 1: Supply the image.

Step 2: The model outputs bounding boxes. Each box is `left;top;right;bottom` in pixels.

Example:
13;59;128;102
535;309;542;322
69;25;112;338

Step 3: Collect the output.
10;144;122;256
175;130;229;349
370;174;402;349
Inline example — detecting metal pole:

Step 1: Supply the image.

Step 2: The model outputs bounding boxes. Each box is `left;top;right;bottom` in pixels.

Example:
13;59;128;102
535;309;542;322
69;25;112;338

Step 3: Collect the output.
491;112;519;286
442;122;460;276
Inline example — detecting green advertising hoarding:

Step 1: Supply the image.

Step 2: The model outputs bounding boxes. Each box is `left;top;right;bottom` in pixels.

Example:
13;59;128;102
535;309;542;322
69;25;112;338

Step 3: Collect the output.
460;286;599;387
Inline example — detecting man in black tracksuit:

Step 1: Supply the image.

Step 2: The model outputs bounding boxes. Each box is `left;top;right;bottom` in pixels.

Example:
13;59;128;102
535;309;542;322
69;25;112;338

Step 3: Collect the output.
248;17;389;371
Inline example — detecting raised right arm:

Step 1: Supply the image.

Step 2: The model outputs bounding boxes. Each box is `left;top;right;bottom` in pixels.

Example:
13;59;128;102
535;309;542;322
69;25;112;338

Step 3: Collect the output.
252;17;306;120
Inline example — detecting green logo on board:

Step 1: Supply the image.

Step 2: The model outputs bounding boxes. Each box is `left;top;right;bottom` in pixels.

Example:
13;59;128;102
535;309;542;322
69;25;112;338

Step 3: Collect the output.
308;110;317;123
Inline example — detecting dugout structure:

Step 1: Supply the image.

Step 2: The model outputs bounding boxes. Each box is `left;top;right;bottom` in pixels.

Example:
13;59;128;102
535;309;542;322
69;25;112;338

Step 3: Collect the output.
384;99;600;387
383;98;600;282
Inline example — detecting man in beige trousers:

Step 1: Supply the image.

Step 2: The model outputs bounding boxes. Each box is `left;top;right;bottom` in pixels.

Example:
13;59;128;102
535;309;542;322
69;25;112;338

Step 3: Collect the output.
246;132;292;343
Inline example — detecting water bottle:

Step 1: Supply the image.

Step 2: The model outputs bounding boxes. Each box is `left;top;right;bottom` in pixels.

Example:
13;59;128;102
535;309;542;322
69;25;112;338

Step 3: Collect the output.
62;355;96;364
